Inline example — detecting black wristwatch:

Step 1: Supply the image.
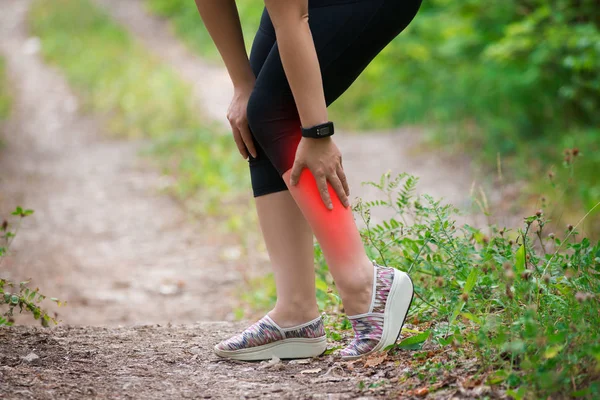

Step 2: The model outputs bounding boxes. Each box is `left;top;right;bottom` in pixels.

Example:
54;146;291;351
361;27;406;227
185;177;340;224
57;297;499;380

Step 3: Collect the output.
301;121;334;139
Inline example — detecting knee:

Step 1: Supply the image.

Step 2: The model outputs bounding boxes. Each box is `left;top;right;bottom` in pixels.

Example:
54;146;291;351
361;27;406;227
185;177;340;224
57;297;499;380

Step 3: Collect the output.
246;88;272;143
246;90;262;139
246;88;300;175
247;88;296;142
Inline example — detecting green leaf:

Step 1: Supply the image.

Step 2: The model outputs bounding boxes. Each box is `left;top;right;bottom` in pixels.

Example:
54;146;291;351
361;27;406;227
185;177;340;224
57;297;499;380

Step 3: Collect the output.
464;267;479;294
486;370;508;385
396;330;431;350
437;335;454;346
543;344;564;359
449;300;466;326
461;312;482;325
323;345;343;355
515;245;525;273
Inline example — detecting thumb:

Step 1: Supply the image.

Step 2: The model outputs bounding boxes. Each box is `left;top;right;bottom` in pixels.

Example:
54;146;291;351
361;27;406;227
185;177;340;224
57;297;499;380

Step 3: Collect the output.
289;160;304;186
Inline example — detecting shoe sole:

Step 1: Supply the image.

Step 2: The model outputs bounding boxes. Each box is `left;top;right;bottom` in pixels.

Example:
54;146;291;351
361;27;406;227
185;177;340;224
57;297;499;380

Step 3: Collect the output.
214;336;327;361
342;269;414;360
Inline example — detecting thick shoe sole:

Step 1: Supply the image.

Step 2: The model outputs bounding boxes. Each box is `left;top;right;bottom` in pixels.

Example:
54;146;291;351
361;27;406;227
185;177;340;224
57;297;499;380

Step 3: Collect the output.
342;269;414;360
214;336;327;361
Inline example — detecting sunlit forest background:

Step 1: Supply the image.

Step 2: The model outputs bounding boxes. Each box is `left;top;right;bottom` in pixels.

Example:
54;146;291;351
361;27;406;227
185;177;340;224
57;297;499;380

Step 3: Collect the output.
149;0;599;234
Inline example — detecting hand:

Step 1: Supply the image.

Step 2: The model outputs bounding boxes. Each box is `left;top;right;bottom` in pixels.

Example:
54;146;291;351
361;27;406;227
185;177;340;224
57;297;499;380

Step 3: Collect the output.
289;137;350;210
227;83;257;159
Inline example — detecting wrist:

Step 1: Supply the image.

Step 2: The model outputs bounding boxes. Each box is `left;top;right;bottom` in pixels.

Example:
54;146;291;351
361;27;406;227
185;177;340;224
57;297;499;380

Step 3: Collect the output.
301;121;334;139
233;78;255;94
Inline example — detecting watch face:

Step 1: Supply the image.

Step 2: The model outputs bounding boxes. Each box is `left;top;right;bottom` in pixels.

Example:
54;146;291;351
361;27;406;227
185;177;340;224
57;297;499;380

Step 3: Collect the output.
317;126;330;136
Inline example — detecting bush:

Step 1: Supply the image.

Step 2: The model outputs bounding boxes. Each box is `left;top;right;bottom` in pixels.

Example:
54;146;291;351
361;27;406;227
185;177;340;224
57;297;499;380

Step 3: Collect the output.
240;160;599;397
340;172;600;397
0;208;63;326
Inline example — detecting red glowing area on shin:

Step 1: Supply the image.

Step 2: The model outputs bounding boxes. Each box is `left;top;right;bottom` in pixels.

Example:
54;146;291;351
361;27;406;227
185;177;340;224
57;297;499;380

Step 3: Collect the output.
283;168;362;269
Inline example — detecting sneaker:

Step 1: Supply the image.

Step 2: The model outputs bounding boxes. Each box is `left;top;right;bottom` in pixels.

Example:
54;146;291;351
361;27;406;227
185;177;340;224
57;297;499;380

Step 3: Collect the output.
214;314;327;361
340;261;414;360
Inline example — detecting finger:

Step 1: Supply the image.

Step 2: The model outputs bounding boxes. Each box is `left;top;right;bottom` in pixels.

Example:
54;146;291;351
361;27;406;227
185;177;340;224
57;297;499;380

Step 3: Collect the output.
329;173;350;208
337;164;350;197
238;122;257;158
290;160;304;186
231;124;248;159
316;173;333;210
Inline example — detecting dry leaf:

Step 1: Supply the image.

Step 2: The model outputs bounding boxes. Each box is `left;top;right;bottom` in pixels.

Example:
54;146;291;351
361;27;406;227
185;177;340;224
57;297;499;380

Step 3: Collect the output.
258;356;281;370
300;368;322;375
342;361;356;371
288;359;310;365
363;352;388;368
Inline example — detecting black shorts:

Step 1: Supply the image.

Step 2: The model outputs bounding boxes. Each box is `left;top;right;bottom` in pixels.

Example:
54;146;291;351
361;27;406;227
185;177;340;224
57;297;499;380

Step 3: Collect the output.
246;0;422;197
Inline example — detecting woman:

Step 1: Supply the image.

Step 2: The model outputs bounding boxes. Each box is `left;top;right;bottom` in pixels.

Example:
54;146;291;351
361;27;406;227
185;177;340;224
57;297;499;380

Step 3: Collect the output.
195;0;422;361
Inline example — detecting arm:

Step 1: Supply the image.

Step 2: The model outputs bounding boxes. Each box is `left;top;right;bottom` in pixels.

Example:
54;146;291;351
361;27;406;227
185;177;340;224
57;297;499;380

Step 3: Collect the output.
194;0;257;158
194;0;255;90
265;0;349;209
263;0;327;128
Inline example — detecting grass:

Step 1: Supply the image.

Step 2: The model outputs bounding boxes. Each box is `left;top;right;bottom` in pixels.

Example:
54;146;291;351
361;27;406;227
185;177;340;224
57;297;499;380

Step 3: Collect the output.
145;0;264;63
0;57;11;122
28;0;250;215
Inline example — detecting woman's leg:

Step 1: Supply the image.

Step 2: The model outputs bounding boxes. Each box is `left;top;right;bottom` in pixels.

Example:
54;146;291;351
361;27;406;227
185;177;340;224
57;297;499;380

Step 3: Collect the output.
247;13;319;328
255;190;320;327
247;0;423;316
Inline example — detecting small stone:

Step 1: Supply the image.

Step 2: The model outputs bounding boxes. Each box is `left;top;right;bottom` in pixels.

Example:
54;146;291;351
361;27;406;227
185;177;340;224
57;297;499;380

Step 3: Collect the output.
22;352;40;364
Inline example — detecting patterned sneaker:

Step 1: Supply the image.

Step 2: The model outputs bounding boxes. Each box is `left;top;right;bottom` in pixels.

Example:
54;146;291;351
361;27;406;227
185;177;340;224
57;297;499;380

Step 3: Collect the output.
214;314;327;361
340;261;414;360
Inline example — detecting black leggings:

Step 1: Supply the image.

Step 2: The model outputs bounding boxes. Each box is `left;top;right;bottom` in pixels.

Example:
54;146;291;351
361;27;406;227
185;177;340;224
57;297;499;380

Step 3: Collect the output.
246;0;422;197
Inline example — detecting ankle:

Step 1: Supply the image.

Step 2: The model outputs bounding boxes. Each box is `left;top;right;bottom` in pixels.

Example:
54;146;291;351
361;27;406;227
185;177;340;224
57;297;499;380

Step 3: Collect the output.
339;261;375;316
268;303;320;329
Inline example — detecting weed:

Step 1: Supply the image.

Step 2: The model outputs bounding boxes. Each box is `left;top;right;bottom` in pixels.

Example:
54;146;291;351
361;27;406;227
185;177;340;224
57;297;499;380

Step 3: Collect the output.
0;207;63;326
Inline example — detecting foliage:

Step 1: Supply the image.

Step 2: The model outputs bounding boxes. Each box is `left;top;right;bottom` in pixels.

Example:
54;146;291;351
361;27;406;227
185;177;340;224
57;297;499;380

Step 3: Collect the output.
29;0;250;213
241;162;600;397
0;57;11;121
349;172;599;397
0;207;63;327
333;0;600;230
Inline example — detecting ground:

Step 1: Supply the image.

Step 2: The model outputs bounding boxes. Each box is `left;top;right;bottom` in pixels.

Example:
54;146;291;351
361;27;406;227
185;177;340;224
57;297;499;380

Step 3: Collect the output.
1;0;508;398
0;324;501;399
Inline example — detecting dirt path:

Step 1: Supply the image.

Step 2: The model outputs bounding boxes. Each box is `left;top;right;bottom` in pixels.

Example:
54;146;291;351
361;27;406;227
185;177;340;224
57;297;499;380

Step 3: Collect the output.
0;0;242;326
93;0;487;223
0;324;498;399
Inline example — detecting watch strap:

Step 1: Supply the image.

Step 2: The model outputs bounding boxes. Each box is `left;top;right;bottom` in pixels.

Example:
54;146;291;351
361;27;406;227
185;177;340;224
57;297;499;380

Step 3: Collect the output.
301;121;334;138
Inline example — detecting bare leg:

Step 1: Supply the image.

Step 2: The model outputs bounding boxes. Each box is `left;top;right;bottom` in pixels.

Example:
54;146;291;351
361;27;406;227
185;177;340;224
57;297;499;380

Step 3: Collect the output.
255;190;320;327
281;168;374;317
